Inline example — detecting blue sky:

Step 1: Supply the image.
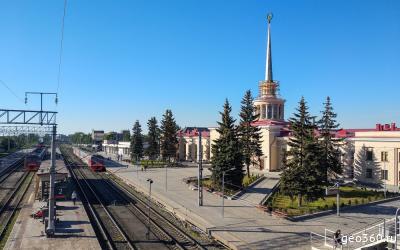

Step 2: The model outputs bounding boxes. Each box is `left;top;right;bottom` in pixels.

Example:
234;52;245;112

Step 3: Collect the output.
0;1;399;134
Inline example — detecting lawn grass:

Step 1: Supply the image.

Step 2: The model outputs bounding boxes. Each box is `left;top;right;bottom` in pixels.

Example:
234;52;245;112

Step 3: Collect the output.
269;187;397;216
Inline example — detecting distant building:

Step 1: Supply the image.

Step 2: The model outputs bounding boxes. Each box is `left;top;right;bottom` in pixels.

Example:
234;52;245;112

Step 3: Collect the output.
92;130;104;144
103;140;131;160
177;127;210;162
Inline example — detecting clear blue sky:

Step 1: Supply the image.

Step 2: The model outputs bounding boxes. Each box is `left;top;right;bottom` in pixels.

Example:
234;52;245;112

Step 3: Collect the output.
1;1;399;134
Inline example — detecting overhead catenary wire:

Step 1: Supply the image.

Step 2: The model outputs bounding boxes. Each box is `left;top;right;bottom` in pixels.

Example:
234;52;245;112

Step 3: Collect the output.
0;79;24;103
56;0;68;95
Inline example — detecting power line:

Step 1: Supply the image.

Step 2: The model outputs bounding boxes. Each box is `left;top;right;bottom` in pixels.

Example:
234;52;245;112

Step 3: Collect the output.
56;0;68;94
0;79;24;103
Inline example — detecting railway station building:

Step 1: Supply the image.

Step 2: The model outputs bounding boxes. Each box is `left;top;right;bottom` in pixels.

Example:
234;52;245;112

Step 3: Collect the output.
209;14;290;172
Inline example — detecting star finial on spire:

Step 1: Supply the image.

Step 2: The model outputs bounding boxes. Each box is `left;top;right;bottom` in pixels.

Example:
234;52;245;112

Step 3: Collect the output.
267;13;273;24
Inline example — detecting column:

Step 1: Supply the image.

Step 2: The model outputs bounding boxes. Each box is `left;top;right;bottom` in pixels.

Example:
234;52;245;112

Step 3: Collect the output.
272;104;275;119
261;104;266;119
185;140;190;161
267;104;272;119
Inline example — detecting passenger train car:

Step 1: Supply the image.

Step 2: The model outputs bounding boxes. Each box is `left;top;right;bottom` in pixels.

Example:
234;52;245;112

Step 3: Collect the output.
24;147;47;171
72;147;106;171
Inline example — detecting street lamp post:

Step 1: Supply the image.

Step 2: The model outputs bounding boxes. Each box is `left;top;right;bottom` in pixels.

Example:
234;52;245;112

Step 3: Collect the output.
165;162;168;191
335;182;340;216
146;178;153;239
221;168;235;218
222;171;225;218
197;130;203;206
383;151;387;199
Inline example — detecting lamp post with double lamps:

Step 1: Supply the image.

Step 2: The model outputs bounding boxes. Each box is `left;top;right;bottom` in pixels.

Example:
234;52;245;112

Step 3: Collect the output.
146;178;153;239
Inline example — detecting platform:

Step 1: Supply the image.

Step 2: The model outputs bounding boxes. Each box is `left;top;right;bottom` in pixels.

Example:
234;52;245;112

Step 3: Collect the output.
104;159;400;250
4;189;101;250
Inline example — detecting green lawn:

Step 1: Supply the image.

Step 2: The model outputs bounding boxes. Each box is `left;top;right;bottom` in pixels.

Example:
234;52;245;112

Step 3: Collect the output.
269;187;397;216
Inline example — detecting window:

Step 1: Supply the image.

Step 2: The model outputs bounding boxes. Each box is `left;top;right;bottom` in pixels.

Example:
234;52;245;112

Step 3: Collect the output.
366;168;373;178
366;148;373;161
381;151;388;162
381;170;388;180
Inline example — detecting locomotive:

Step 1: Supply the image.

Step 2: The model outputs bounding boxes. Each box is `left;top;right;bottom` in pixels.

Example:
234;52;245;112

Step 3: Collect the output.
25;148;47;171
72;147;106;171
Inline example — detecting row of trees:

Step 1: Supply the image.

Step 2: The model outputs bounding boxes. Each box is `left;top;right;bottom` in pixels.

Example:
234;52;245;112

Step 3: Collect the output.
69;132;92;144
130;109;179;162
211;90;263;189
0;134;41;152
280;97;341;206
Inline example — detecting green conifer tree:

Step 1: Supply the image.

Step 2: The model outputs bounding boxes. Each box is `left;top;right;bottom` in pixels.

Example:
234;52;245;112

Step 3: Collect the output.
280;97;324;206
318;96;342;182
238;90;263;178
160;110;179;162
145;117;160;161
130;120;144;161
211;99;244;189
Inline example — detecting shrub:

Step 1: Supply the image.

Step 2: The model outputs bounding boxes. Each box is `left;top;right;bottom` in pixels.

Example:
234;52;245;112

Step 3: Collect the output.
242;174;259;188
348;200;352;206
332;202;336;209
355;199;359;205
324;204;329;210
340;202;345;207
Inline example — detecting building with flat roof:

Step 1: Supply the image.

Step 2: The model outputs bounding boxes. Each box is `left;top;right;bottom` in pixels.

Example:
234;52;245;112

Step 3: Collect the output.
91;130;104;144
340;123;400;190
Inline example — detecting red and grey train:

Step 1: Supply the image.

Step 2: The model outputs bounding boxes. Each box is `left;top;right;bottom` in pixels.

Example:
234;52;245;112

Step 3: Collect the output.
24;147;47;171
72;147;106;171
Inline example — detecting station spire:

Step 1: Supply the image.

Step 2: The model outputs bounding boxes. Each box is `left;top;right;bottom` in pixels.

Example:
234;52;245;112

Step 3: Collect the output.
265;13;273;82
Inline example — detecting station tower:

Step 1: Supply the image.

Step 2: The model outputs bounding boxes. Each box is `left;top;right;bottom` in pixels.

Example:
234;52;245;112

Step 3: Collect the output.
253;14;285;122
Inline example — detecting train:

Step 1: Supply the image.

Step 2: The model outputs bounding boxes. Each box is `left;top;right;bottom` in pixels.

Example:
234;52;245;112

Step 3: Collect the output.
72;147;106;171
25;147;47;171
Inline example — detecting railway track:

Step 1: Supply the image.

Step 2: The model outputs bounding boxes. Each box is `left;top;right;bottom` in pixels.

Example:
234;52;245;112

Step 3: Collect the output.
63;155;134;250
61;146;215;250
0;158;24;185
0;170;34;241
104;173;210;250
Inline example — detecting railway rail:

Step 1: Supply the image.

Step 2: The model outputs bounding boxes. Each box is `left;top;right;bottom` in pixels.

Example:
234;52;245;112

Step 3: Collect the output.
0;158;24;184
61;146;219;250
63;155;134;250
0;169;34;241
105;173;214;250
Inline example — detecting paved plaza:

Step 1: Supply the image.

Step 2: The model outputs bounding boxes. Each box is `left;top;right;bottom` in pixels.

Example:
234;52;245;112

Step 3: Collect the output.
105;160;400;250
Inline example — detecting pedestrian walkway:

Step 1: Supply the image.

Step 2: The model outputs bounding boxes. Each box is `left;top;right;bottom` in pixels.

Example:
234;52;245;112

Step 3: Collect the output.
238;172;280;206
5;189;100;250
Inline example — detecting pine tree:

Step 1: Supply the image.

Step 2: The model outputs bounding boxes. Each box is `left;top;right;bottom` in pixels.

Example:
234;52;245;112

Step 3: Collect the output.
145;117;160;161
160;110;179;162
238;90;263;178
280;97;324;206
211;99;244;189
130;120;144;161
318;96;342;182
